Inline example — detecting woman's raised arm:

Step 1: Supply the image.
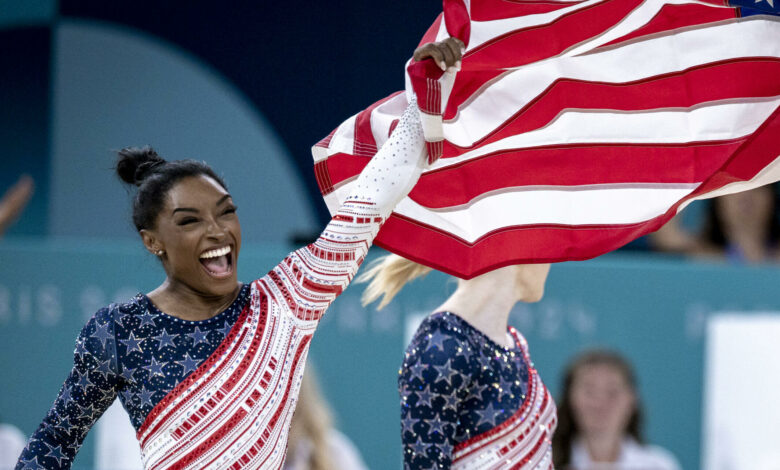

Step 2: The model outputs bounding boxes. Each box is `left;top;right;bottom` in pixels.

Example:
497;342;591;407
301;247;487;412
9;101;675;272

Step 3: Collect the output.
260;39;463;318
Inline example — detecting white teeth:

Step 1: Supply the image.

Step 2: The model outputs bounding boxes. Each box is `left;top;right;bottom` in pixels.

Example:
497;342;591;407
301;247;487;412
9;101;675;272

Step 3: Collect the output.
199;246;231;259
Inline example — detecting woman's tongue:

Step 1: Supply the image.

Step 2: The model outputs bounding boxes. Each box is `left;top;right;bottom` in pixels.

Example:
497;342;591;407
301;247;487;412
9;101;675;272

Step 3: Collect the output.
201;255;230;275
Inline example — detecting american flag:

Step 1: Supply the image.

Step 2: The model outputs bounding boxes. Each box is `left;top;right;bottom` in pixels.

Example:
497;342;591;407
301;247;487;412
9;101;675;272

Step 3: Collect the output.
313;0;780;279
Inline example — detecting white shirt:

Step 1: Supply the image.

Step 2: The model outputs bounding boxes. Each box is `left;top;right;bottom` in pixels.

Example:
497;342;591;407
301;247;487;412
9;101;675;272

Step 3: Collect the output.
571;437;682;470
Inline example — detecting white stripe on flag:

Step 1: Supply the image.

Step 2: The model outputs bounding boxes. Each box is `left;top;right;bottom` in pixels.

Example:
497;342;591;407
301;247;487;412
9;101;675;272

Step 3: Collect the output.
370;93;409;150
467;0;603;51
563;0;725;57
317;114;357;160
445;18;780;146
431;97;780;172
392;184;698;243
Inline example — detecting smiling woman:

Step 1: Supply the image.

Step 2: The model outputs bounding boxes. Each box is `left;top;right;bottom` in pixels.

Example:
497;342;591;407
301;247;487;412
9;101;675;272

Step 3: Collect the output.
116;148;244;321
16;110;425;468
14;37;464;470
552;350;681;470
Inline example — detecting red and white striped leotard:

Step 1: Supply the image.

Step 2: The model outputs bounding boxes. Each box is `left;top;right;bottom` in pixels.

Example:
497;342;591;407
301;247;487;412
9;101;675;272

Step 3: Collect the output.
137;101;427;469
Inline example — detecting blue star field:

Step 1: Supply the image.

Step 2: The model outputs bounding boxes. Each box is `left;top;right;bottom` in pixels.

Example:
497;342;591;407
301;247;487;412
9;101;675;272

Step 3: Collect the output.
16;284;250;469
400;312;531;469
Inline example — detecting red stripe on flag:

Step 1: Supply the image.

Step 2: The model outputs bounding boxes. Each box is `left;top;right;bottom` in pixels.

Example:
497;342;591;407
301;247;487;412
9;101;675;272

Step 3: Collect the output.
313;0;779;278
375;213;666;279
469;0;584;20
319;153;367;188
374;108;780;279
353;91;404;157
445;58;780;151
410;140;745;208
388;118;400;137
314;160;334;195
444;0;472;44
460;0;643;66
599;3;736;49
407;61;445;117
445;0;644;117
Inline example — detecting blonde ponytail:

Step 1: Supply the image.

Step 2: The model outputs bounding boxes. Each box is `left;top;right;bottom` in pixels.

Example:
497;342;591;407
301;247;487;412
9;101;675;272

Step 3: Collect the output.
357;254;432;310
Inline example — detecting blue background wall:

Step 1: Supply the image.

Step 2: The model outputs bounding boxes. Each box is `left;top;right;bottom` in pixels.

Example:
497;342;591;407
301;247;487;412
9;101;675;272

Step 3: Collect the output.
0;0;442;240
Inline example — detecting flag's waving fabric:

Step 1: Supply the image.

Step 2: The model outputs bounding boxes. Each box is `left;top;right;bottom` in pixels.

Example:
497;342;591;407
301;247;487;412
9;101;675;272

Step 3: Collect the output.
313;0;780;279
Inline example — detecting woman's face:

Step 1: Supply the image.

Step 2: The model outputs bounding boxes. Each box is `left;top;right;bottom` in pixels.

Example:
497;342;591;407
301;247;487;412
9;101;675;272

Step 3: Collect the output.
142;175;242;297
569;363;635;438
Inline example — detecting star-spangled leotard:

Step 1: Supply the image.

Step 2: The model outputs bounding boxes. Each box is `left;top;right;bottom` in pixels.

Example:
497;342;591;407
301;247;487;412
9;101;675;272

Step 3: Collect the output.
400;312;556;469
17;286;251;468
17;100;428;470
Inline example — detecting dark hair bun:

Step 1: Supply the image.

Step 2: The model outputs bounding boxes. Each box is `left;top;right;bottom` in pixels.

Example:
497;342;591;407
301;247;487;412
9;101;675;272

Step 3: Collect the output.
116;146;166;186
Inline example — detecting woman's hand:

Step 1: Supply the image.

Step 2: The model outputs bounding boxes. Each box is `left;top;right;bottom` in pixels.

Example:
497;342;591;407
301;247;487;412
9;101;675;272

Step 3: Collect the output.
413;37;465;72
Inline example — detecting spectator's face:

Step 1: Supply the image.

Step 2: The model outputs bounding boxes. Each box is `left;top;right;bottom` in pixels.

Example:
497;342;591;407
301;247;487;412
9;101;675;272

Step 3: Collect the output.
569;363;636;437
716;185;774;262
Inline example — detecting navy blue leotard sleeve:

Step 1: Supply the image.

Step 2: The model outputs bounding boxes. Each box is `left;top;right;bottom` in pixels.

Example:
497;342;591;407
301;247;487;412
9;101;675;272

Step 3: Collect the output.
399;312;532;470
16;285;250;469
16;307;121;469
399;314;475;469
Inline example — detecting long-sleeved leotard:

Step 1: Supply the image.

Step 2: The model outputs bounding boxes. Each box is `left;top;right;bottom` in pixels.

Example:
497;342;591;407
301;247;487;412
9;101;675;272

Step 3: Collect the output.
18;100;427;470
400;312;556;470
16;287;252;469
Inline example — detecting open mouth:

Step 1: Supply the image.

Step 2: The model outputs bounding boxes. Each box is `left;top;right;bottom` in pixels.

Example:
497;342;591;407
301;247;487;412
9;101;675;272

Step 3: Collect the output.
199;245;234;278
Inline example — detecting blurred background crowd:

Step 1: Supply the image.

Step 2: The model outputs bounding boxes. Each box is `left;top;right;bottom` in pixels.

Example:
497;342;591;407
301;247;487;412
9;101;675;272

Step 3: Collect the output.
1;1;779;469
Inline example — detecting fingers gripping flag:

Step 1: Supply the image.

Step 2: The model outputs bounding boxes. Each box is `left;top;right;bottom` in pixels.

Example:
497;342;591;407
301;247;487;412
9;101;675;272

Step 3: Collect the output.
313;0;780;279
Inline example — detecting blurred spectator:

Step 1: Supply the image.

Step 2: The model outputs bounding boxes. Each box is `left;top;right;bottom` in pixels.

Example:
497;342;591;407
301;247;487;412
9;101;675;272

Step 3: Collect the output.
702;185;779;262
284;367;367;470
0;175;34;237
0;422;26;470
0;175;35;469
552;350;681;470
651;184;780;263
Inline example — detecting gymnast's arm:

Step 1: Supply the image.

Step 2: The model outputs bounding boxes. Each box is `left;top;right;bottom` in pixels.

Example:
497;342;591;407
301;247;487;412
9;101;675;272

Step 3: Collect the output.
262;99;428;314
399;318;471;469
261;39;463;314
16;308;123;470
